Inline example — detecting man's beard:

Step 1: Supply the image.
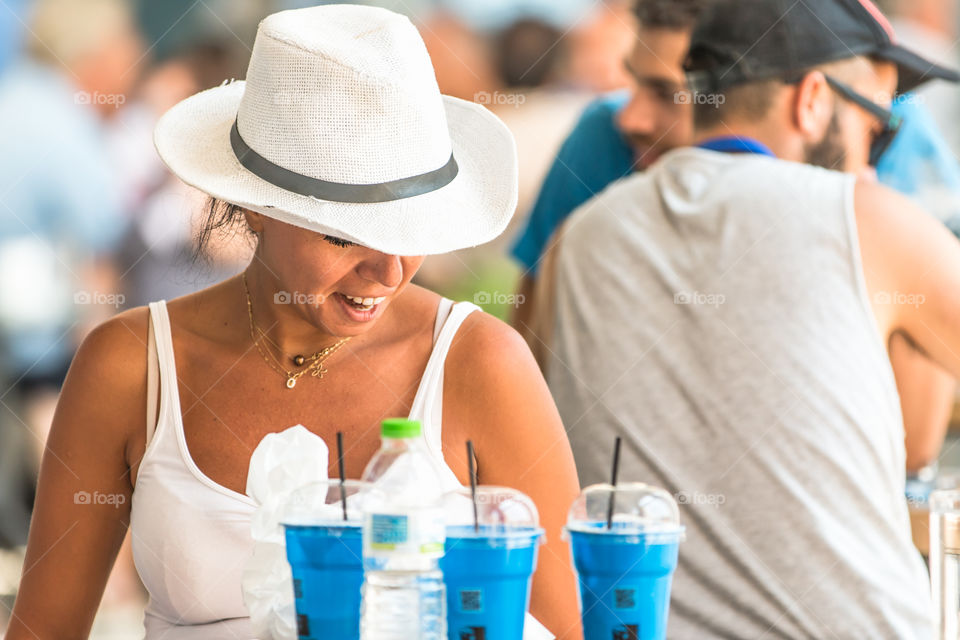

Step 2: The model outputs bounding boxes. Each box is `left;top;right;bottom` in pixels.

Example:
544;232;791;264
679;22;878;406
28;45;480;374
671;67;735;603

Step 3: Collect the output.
625;134;664;171
804;109;846;170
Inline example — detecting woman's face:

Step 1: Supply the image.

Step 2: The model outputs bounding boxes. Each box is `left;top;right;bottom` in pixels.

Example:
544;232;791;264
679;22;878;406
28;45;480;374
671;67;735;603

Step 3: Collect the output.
251;214;425;337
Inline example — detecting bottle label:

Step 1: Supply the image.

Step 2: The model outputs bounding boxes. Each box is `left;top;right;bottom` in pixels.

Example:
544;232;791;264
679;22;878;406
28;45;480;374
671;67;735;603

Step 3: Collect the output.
365;509;445;557
370;514;409;549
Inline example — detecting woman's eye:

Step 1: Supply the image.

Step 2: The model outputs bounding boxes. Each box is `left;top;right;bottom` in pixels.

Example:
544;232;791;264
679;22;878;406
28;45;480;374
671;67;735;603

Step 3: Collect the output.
324;235;356;248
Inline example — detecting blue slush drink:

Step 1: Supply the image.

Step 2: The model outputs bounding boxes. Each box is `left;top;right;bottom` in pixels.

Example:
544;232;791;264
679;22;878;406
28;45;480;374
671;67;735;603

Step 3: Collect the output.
281;481;368;640
285;523;363;639
441;525;542;640
440;487;544;640
566;484;684;640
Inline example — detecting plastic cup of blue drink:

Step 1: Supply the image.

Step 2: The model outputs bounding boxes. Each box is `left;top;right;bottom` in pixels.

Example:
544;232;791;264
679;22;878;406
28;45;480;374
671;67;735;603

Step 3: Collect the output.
440;487;544;640
565;483;684;640
282;480;369;640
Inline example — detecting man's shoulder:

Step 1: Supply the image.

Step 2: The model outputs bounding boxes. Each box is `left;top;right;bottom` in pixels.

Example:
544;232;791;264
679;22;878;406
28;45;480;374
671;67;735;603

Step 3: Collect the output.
515;91;634;268
559;91;631;156
690;149;853;187
559;168;652;238
577;91;630;124
559;149;852;236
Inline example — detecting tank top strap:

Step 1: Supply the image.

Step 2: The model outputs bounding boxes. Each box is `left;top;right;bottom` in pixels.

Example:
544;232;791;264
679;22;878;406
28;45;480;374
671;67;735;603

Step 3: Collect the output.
409;299;481;457
145;301;177;449
433;297;455;342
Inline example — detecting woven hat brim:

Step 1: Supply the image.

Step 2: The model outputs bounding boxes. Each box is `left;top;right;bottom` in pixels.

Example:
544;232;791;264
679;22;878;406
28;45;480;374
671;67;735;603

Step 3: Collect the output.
154;80;519;256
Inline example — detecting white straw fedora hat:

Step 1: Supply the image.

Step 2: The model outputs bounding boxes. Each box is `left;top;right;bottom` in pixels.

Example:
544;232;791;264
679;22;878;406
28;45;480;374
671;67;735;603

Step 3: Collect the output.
154;4;518;256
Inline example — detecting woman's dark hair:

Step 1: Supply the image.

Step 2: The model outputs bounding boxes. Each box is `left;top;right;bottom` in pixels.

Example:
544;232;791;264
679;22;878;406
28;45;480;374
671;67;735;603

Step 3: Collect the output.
192;197;256;264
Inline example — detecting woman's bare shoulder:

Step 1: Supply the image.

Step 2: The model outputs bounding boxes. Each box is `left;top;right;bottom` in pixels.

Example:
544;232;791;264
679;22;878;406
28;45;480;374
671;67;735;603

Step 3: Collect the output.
451;308;531;365
52;307;152;473
65;306;152;412
444;308;541;403
74;306;151;377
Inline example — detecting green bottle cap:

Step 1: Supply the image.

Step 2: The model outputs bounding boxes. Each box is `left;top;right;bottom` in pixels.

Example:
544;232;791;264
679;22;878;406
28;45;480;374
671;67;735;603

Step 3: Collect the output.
381;418;422;439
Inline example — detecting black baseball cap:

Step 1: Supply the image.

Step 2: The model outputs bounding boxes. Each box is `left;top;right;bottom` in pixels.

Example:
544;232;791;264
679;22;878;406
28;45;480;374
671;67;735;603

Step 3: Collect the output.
685;0;960;95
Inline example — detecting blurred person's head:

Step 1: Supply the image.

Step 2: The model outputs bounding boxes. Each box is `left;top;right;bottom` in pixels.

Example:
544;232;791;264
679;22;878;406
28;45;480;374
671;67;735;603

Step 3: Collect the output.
27;0;144;118
874;0;957;39
495;19;565;89
419;11;499;102
565;0;635;91
686;0;958;174
618;0;712;169
139;41;246;117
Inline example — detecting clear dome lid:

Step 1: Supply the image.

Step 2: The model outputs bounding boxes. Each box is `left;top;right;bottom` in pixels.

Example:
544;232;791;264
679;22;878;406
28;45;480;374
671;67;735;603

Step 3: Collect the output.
931;489;960;515
566;482;684;541
280;480;369;527
442;486;543;540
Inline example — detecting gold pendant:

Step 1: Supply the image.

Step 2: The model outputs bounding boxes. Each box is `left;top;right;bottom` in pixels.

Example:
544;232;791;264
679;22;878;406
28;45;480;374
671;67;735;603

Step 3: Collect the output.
286;377;297;389
311;364;328;378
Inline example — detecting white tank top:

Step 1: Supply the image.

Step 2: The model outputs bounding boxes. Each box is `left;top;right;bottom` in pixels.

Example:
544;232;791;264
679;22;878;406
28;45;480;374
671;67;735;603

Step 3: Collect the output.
130;297;477;636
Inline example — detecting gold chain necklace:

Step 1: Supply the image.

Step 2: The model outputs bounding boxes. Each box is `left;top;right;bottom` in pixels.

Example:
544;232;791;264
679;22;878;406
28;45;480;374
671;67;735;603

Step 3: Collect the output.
254;325;330;366
242;273;351;389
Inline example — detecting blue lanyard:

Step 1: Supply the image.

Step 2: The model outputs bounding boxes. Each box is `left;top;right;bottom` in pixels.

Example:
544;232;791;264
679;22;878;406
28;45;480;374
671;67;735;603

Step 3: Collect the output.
696;136;777;158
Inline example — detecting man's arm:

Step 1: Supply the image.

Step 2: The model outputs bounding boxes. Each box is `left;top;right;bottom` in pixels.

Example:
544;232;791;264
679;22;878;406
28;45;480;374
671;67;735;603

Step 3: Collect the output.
856;180;960;463
889;331;956;470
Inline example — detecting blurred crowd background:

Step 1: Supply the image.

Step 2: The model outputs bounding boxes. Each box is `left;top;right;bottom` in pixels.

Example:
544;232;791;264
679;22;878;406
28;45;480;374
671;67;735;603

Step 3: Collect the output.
0;0;958;636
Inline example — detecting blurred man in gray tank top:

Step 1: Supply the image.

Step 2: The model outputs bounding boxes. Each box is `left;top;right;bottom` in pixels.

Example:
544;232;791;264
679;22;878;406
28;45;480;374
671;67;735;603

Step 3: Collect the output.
544;0;960;637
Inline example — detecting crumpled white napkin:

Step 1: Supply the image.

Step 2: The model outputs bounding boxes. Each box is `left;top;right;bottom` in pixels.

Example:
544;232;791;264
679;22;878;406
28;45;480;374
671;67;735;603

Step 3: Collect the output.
241;425;329;640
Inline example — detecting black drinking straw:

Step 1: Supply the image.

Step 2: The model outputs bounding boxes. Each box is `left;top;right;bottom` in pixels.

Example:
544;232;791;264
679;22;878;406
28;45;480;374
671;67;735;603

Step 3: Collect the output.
336;431;348;522
606;436;622;530
467;440;479;533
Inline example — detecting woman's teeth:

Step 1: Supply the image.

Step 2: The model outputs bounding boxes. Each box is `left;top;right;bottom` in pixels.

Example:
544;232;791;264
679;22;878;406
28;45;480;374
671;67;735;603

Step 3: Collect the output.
343;294;386;310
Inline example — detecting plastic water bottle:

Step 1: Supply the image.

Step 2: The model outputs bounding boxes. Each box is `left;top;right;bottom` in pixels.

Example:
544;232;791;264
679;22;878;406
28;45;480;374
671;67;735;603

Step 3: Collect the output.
360;418;446;639
931;489;960;639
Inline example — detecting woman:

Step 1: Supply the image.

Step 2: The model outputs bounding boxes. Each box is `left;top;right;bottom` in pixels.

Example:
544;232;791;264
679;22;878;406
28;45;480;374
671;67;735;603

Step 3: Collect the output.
7;5;582;639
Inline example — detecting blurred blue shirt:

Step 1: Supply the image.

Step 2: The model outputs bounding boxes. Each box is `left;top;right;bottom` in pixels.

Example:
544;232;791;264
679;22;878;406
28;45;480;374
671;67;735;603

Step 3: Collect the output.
513;91;960;275
0;59;127;377
0;0;28;75
876;96;960;230
512;91;632;274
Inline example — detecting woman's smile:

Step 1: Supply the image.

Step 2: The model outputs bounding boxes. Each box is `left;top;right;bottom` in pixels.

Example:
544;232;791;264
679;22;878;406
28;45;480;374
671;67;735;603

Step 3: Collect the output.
333;291;388;322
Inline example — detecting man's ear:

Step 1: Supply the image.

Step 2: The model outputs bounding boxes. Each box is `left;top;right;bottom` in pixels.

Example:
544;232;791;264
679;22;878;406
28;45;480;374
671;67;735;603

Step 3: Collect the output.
793;70;833;142
243;209;264;234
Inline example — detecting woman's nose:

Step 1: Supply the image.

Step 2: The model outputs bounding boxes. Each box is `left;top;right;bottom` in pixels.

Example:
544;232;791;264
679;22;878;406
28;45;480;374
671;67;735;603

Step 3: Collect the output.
357;252;403;288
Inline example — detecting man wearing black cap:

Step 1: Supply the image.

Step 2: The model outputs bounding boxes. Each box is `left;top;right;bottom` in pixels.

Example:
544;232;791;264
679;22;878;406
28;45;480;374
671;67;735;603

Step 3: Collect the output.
545;0;960;636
